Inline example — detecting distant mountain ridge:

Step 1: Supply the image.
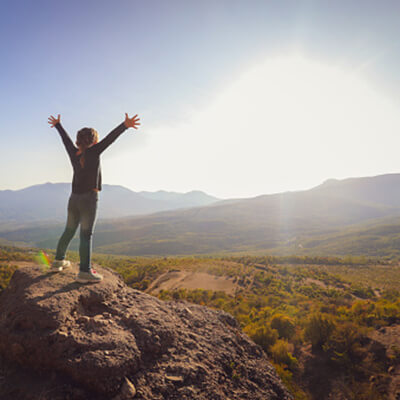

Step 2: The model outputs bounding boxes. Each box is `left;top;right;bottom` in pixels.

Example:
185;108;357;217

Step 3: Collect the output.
0;183;220;223
311;173;400;207
139;189;218;208
3;174;400;257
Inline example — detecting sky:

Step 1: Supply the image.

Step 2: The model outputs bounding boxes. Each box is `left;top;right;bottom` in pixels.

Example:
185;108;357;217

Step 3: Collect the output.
2;0;400;199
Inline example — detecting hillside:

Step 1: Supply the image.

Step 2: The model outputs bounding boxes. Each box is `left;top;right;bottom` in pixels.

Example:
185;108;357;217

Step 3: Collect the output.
310;174;400;207
2;247;400;399
2;174;400;257
0;183;219;223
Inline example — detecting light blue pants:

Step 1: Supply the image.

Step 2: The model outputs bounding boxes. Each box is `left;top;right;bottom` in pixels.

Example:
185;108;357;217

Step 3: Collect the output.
55;191;98;272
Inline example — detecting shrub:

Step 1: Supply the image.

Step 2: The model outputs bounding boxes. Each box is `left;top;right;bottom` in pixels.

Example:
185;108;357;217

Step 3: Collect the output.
243;323;279;352
323;322;368;369
304;312;336;351
0;264;18;291
270;314;296;340
270;339;298;370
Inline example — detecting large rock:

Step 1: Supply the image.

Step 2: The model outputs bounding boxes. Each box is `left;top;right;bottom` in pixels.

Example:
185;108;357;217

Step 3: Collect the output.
0;264;293;400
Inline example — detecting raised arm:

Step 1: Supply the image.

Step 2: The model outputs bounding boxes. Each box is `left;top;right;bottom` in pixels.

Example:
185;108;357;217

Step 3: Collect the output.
95;113;140;154
48;115;77;158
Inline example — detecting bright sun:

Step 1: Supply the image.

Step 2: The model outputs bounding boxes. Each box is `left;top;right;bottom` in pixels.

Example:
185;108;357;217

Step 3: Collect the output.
114;55;400;198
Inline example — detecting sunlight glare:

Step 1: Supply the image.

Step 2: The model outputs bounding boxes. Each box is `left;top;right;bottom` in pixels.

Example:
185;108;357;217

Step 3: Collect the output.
114;55;400;198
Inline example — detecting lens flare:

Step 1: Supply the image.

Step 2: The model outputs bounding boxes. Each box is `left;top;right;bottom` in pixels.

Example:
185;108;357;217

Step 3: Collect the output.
36;250;50;267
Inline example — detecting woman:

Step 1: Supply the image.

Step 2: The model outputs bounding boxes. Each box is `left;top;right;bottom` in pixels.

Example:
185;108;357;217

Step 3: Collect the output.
48;113;140;283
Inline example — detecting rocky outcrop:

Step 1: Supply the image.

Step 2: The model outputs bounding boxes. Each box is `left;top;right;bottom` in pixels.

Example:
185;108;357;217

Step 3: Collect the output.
0;264;293;400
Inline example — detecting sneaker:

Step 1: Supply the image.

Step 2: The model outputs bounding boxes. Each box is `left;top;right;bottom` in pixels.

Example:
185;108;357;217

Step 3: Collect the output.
75;268;103;283
50;259;71;272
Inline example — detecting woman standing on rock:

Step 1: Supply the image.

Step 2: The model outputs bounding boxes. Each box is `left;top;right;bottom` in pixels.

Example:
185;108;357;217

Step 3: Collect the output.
47;113;140;283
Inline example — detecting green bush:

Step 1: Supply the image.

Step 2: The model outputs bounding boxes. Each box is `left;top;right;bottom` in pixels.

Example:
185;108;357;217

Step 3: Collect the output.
304;312;336;351
0;264;18;291
270;339;298;370
323;322;368;369
243;323;279;352
270;314;296;340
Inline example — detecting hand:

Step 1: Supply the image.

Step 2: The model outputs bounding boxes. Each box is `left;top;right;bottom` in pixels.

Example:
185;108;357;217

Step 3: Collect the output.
48;114;61;127
124;113;141;129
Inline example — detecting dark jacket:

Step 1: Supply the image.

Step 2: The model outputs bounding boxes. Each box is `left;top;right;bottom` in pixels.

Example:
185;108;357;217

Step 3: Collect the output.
55;122;127;194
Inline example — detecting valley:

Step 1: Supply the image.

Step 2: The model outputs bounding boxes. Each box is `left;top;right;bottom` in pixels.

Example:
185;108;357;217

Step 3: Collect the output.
2;245;400;399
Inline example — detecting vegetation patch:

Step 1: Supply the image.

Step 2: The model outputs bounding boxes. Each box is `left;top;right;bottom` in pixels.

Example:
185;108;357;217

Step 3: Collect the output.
2;246;400;399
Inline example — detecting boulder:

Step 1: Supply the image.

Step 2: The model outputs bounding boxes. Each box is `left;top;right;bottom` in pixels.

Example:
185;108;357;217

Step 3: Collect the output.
0;264;293;399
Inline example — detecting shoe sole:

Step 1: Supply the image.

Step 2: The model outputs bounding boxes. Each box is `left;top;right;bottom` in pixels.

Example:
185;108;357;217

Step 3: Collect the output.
75;277;103;284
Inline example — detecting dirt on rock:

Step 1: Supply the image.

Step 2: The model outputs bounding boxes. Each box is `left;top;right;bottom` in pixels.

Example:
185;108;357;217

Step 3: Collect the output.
0;263;293;400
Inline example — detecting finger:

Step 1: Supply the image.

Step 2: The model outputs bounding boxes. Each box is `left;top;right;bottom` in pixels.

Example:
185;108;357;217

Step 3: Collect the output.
125;113;128;118
132;114;138;119
57;114;60;120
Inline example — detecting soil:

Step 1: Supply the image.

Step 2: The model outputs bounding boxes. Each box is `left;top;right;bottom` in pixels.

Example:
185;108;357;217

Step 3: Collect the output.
147;270;238;295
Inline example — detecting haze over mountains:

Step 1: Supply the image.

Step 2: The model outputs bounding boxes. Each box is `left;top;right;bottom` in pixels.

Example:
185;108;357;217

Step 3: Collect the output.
0;183;220;223
2;174;400;257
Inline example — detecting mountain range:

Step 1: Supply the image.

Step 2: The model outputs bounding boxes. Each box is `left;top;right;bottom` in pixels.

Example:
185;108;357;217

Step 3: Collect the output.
2;174;400;257
0;183;219;224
